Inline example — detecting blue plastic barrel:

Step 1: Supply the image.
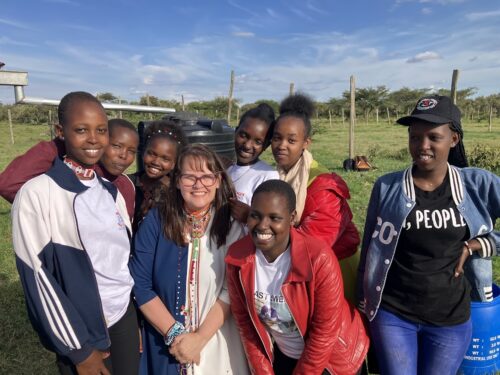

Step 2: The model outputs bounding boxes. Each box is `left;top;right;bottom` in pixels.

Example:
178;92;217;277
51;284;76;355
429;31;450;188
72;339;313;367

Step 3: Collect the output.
458;284;500;375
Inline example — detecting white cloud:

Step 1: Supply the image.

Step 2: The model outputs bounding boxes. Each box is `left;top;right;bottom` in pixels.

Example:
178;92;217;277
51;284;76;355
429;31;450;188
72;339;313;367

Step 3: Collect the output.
0;36;35;47
62;24;94;32
422;7;432;14
266;8;277;18
466;10;500;21
43;0;79;5
306;1;329;15
232;31;255;38
430;0;465;4
227;0;258;17
407;51;441;63
290;8;315;22
0;18;33;30
395;0;465;6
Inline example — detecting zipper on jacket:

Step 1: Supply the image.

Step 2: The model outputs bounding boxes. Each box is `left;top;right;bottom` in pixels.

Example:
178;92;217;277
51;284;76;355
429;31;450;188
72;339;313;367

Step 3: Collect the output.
73;194;111;347
238;271;273;362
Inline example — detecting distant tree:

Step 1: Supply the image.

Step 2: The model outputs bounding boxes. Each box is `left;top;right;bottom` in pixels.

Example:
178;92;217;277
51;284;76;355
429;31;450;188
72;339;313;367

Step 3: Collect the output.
387;87;428;118
326;97;348;117
96;92;117;103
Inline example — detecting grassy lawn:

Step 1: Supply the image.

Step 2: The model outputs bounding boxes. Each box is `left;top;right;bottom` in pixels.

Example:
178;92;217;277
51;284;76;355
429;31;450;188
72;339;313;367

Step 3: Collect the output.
0;118;498;373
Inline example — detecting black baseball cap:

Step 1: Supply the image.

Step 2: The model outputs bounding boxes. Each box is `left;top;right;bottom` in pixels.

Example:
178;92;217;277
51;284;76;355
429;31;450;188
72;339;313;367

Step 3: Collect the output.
397;95;461;130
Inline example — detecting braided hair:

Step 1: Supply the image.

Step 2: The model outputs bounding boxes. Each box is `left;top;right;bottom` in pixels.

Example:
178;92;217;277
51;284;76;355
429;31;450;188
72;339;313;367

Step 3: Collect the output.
448;121;468;168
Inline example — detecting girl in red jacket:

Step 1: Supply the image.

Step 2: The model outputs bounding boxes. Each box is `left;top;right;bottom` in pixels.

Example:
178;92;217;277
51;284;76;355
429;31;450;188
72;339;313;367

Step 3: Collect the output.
226;179;369;375
271;93;360;302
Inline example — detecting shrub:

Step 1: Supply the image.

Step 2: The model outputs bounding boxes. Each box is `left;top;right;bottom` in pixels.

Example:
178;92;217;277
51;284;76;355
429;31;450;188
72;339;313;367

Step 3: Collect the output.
367;145;409;161
467;144;500;173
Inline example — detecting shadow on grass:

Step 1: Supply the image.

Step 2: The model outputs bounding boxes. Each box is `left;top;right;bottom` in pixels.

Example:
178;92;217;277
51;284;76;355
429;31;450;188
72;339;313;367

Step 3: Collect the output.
0;277;56;374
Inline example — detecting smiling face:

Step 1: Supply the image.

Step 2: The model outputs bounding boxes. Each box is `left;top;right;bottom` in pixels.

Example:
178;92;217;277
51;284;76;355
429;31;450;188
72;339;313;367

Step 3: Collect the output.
177;155;221;212
56;100;108;168
271;116;311;172
234;118;270;166
247;191;296;262
409;121;458;175
142;137;177;180
100;127;139;176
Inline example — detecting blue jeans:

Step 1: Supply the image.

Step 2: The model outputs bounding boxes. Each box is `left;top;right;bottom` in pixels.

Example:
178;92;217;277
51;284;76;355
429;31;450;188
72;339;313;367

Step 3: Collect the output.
369;308;472;375
464;254;493;302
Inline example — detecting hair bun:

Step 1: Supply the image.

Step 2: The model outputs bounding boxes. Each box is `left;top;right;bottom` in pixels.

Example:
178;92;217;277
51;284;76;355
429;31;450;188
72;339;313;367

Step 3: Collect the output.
279;93;315;119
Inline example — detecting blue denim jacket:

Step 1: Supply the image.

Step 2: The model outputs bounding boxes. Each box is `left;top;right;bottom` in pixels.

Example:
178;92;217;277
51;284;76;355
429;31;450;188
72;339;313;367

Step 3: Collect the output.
357;164;500;321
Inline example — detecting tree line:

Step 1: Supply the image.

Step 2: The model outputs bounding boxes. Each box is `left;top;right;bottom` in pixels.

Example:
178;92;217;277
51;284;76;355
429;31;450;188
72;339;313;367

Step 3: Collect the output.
1;86;499;126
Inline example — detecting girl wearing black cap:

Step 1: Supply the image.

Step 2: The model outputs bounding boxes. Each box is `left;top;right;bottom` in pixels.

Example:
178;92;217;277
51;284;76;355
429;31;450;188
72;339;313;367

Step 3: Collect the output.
357;95;500;375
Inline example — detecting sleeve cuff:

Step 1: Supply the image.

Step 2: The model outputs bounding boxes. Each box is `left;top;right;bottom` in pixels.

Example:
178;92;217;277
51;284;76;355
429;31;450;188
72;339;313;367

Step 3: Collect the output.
133;289;158;307
477;235;496;258
66;342;94;365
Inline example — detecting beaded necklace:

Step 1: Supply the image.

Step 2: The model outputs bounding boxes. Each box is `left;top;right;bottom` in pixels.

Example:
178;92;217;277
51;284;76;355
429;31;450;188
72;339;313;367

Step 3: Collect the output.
183;206;211;329
176;206;211;375
63;156;95;179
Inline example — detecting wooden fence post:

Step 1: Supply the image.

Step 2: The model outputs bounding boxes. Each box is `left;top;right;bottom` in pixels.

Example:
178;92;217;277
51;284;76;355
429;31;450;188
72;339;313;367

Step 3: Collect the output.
48;109;54;139
328;110;332;128
386;107;391;124
8;109;14;144
289;82;295;96
227;70;235;125
349;76;356;160
375;107;379;124
489;104;493;132
181;95;185;111
451;69;460;105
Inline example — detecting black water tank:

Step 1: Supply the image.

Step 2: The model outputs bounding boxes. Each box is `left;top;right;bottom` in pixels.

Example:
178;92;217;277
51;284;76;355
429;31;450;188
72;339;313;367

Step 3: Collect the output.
136;112;235;172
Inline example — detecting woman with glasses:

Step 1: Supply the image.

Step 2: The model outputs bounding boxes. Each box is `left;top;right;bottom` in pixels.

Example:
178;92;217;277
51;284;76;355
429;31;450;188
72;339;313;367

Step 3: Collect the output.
130;144;249;374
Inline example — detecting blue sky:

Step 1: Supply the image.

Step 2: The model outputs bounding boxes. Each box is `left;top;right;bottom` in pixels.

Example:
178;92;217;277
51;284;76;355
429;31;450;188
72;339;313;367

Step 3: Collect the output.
1;0;499;104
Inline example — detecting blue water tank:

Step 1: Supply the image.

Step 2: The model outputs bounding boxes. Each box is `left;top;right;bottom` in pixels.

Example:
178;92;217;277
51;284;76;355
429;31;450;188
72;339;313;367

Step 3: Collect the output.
458;284;500;375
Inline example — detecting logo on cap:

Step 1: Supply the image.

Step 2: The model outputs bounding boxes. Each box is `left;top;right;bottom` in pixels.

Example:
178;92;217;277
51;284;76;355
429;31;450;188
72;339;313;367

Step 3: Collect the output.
416;98;438;111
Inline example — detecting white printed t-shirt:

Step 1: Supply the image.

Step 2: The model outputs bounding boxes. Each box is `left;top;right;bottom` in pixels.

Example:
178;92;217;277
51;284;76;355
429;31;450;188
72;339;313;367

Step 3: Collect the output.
75;175;134;327
254;247;304;359
227;160;279;206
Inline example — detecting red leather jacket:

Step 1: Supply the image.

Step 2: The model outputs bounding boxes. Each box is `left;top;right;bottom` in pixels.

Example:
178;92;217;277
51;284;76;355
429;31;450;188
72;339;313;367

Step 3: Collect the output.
297;173;360;260
225;229;369;375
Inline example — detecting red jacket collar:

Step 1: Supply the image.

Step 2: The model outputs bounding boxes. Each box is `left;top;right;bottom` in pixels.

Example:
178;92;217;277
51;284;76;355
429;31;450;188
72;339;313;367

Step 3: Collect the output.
308;172;351;199
225;228;313;282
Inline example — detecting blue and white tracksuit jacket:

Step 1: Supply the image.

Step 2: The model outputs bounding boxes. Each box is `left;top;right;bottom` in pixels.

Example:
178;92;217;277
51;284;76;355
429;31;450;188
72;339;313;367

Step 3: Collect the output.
11;157;131;364
357;164;500;321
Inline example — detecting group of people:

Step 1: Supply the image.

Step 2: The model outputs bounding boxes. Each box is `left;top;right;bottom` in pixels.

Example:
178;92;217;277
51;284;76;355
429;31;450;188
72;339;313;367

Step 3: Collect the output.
0;90;498;375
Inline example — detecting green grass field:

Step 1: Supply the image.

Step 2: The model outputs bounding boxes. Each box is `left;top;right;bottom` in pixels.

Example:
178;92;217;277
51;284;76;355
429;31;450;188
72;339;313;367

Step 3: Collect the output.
0;119;498;373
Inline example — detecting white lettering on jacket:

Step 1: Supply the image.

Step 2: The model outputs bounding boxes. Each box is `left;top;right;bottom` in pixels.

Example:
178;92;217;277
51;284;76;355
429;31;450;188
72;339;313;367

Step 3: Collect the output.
413;208;466;230
372;217;398;245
